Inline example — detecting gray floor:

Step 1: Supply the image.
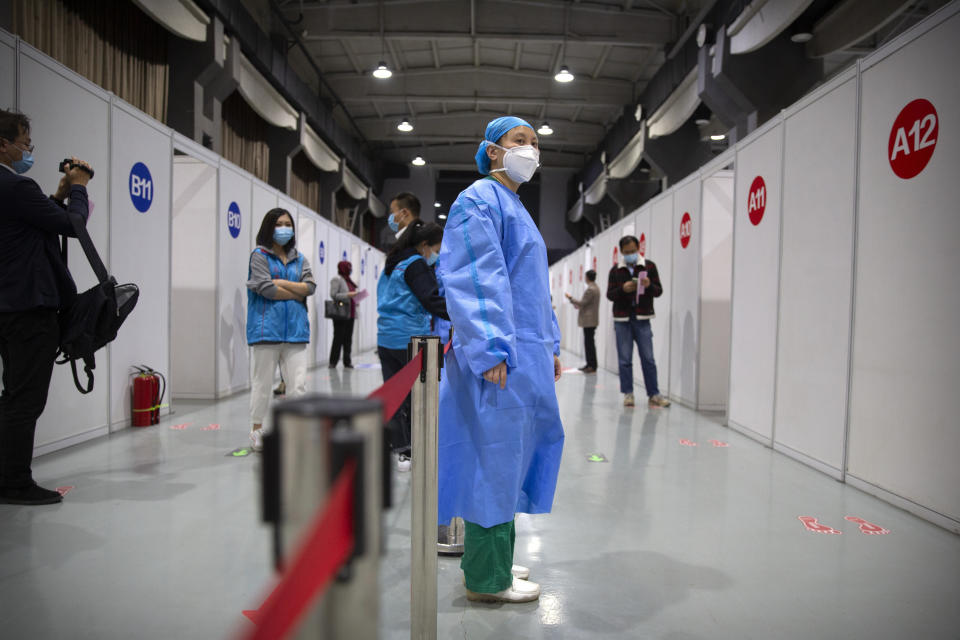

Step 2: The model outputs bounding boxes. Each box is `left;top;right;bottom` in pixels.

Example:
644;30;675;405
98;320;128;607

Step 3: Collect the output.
1;351;958;639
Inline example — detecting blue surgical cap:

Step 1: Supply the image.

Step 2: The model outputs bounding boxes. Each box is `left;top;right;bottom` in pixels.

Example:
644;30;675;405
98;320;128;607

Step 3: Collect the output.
474;116;535;175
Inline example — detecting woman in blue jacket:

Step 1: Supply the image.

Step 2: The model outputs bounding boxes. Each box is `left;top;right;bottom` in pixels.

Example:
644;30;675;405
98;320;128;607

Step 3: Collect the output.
246;208;316;452
377;219;448;470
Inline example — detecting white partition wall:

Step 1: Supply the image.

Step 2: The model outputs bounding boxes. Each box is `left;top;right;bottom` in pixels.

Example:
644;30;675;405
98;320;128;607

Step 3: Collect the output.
216;163;253;397
171;154;217;399
847;6;960;529
313;219;332;364
649;193;674;397
0;31;15;109
296;211;318;368
109;101;172;428
250;180;279;249
18;47;112;452
598;227;620;373
728;123;783;442
669;178;702;407
774;70;858;478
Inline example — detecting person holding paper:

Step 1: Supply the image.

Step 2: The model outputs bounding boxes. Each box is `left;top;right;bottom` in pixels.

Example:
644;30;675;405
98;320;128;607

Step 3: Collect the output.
328;260;359;368
606;235;670;408
376;219;448;470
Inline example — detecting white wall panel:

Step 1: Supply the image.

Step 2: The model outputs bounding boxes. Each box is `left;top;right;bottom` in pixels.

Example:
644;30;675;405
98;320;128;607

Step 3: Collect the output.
109;102;171;428
313;219;332;364
775;74;857;476
597;227;620;373
697;171;734;411
350;241;362;352
848;9;960;526
0;31;15;109
171;157;216;399
18;50;111;451
649;194;674;397
250;181;278;249
729;125;783;439
216;164;252;396
669;179;702;406
296;212;318;368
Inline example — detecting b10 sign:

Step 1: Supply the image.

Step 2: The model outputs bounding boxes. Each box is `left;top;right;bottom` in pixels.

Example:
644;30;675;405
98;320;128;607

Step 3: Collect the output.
679;212;692;249
748;176;766;226
889;99;938;179
227;202;242;239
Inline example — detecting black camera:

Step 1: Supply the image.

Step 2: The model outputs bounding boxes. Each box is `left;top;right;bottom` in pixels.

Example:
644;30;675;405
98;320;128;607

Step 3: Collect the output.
59;158;95;179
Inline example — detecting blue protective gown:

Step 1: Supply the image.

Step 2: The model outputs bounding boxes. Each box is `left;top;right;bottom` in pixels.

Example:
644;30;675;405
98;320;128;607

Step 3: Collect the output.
437;177;564;528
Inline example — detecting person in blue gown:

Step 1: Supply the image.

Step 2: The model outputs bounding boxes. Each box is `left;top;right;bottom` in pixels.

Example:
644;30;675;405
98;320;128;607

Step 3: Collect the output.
437;116;564;603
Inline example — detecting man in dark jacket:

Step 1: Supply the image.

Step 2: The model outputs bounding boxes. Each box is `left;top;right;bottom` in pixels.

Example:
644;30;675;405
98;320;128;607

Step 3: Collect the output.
606;235;671;409
0;109;93;505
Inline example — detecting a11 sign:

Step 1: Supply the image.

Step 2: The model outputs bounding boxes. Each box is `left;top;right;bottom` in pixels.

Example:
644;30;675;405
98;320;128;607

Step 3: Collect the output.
889;99;938;179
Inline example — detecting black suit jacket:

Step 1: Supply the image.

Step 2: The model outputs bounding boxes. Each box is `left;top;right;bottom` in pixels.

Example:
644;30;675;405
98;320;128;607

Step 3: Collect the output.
0;166;89;312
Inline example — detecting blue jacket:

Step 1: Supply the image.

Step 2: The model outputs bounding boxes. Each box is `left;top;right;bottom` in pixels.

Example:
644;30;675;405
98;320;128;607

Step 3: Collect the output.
246;247;314;345
377;253;432;350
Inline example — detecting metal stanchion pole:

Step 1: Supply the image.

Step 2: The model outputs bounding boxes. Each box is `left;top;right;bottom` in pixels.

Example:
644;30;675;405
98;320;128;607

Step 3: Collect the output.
263;396;384;640
410;336;441;640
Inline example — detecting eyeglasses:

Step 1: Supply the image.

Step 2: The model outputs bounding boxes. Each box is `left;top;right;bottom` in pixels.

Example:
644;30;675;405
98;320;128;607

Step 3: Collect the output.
2;139;34;153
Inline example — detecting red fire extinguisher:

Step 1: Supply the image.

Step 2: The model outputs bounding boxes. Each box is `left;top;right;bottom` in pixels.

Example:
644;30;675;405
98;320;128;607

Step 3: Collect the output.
132;365;166;427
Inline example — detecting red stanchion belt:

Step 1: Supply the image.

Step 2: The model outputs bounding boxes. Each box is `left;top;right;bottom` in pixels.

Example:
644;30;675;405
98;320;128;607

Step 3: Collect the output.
241;459;356;639
365;340;452;423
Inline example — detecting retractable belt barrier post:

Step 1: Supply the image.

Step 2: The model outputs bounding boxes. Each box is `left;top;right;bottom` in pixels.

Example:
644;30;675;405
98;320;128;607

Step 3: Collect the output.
260;396;385;640
409;336;442;640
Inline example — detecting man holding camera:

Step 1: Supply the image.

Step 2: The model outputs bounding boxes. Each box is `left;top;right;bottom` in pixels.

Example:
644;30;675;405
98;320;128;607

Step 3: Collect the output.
0;109;93;505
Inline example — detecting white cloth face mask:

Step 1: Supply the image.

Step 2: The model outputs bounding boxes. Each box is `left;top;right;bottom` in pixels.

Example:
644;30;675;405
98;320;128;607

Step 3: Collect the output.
488;143;540;183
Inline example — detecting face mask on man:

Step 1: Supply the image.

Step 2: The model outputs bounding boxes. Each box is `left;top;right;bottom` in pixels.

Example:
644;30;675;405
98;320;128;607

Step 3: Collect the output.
488;143;540;183
12;149;34;174
623;252;639;265
388;213;400;232
274;227;294;246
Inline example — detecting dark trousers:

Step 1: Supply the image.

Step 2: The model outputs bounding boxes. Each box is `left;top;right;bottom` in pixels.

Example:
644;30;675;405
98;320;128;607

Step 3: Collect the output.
329;317;355;366
0;308;59;488
583;327;597;369
614;318;660;397
377;345;412;455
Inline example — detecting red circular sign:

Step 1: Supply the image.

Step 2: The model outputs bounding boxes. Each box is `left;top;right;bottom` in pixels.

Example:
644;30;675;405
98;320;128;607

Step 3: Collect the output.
568;270;572;284
888;99;938;179
679;212;692;249
612;246;619;266
592;255;597;271
748;176;766;226
639;232;647;256
579;264;584;281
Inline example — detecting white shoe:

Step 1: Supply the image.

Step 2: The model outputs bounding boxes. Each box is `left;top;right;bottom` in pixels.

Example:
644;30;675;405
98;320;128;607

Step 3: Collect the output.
511;564;530;580
624;393;635;407
249;429;264;453
466;577;541;603
396;454;411;472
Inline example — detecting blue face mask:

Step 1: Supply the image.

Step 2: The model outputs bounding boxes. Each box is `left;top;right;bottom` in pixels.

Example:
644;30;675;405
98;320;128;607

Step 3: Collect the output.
273;227;294;246
623;252;639;265
388;213;400;233
425;250;439;266
12;150;34;174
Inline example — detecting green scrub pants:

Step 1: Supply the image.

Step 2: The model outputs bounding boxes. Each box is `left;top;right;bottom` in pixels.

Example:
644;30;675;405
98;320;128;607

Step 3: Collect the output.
461;519;515;593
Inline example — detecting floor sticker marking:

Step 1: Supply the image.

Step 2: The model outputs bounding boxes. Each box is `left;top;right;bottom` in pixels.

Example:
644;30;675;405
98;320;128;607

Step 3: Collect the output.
845;516;890;535
587;453;608;462
228;448;253;457
798;516;843;534
709;439;729;447
202;423;221;431
170;423;191;430
679;439;698;447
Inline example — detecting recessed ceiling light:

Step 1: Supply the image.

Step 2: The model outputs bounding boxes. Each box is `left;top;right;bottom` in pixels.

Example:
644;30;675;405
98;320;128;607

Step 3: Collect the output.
411;156;426;166
790;32;813;43
554;66;574;83
438;213;447;220
397;119;413;132
434;201;441;208
710;134;727;141
695;118;710;126
372;61;392;79
537;122;554;135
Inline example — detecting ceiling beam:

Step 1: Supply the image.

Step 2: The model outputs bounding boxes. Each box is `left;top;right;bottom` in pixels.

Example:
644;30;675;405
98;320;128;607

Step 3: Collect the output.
355;110;607;131
323;64;634;88
297;0;674;18
374;135;596;148
340;94;624;107
592;45;612;78
431;40;441;68
340;39;363;75
304;31;661;48
513;42;523;71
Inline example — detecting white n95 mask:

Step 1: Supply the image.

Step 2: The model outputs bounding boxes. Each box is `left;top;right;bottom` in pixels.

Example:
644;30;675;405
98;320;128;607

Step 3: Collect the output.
489;143;540;183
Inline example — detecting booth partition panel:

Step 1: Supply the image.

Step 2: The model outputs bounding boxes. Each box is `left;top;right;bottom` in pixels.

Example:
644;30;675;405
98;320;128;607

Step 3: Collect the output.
847;7;960;529
649;194;674;399
250;182;278;251
774;71;858;477
0;31;14;109
313;219;332;365
18;47;112;451
729;125;784;440
296;211;318;369
598;227;620;374
108;101;172;428
171;157;217;399
216;163;253;397
669;178;703;407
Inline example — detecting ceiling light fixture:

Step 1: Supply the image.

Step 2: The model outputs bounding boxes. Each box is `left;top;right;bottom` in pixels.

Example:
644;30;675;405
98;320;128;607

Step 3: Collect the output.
438;213;448;220
710;134;727;141
434;201;441;208
695;118;710;126
411;156;426;166
537;122;554;135
397;118;413;132
373;61;392;79
790;32;813;43
554;66;574;83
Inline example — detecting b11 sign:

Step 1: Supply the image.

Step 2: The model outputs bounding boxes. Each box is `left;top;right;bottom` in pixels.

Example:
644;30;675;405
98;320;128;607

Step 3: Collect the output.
129;162;153;213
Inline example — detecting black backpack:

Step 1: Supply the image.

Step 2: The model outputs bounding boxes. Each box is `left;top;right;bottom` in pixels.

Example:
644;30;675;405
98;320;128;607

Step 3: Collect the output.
57;212;139;394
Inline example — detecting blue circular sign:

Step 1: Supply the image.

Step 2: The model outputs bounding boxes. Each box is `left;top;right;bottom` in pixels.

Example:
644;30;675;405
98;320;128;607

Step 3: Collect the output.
361;258;366;275
227;201;241;238
375;265;379;279
342;250;348;261
318;240;325;264
129;162;153;213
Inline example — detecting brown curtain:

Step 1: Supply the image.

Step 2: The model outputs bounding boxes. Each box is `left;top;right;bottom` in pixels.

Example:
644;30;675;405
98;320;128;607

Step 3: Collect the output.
221;91;270;183
12;0;169;122
289;150;323;213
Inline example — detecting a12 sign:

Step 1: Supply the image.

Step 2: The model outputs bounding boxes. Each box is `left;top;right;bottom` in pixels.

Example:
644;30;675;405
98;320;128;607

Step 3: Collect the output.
889;98;938;180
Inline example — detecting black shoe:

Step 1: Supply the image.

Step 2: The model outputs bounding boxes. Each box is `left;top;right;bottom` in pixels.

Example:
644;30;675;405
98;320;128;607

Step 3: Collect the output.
578;366;589;371
0;483;63;505
328;363;337;369
343;363;354;369
582;367;597;374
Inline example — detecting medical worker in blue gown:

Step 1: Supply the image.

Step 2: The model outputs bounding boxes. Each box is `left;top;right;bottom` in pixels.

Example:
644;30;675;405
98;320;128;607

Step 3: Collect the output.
437;116;564;604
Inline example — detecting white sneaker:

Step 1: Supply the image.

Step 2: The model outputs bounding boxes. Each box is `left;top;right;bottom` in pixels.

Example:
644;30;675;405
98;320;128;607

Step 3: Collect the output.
249;429;264;453
466;577;541;603
511;564;530;580
396;454;411;472
624;393;636;407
